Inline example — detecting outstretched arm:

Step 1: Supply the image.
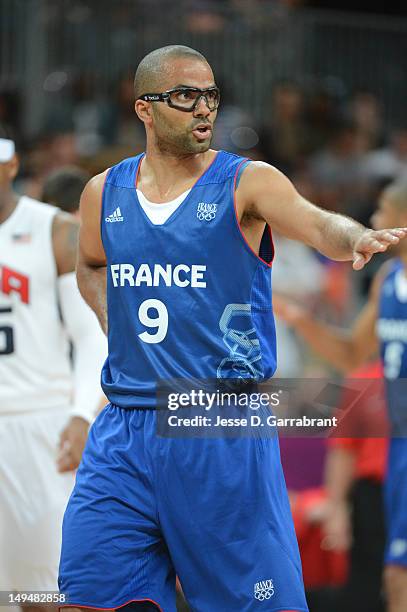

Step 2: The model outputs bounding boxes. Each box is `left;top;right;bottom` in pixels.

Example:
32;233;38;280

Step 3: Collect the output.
76;171;109;334
237;162;407;270
323;444;355;551
273;262;390;373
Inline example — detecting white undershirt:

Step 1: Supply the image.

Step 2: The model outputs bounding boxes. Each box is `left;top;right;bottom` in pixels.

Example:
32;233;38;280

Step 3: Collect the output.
136;188;191;225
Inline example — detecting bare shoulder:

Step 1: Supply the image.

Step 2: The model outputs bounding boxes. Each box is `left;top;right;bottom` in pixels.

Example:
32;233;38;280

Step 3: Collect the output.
80;169;109;214
52;171;109;275
237;160;296;204
52;211;80;276
79;170;109;266
238;160;289;190
236;160;303;226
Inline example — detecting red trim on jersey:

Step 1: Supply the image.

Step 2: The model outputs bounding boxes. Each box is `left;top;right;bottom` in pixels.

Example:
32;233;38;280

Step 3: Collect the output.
59;597;162;611
233;160;273;268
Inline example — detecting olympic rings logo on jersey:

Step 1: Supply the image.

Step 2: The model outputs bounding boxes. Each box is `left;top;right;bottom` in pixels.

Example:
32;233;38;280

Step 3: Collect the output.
254;590;273;601
197;202;217;221
254;579;275;601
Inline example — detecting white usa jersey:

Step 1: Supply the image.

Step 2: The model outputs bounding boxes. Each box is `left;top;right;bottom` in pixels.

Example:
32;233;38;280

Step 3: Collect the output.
0;196;72;414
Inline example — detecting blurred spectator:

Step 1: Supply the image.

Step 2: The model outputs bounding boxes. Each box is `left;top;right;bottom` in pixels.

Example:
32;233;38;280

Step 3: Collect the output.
307;118;367;214
184;1;226;32
18;132;81;200
304;80;345;154
272;166;331;377
0;122;16;148
345;90;385;153
259;80;310;173
362;124;407;184
0;91;21;144
71;74;113;156
41;166;90;215
324;361;388;612
41;78;75;135
48;132;79;168
109;72;145;151
272;234;326;377
290;487;347;612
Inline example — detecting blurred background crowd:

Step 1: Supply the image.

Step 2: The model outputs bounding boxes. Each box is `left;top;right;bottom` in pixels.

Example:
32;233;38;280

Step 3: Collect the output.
1;1;407;610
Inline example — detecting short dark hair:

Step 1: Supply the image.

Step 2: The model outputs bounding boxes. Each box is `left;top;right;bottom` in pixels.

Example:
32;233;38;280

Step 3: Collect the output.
0;122;16;142
41;166;90;212
383;178;407;211
134;45;209;99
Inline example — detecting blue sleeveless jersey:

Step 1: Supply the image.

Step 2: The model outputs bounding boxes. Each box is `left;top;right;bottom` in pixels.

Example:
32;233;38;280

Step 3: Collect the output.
377;259;407;434
100;150;276;408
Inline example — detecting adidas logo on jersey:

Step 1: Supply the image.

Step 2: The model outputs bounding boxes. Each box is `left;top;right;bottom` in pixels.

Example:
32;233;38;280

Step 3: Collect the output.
105;207;123;223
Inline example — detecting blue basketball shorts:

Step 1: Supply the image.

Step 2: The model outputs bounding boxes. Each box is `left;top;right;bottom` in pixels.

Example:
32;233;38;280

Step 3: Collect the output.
58;404;308;611
384;438;407;567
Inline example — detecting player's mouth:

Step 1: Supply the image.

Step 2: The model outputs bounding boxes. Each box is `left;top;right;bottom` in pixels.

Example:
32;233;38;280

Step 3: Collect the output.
192;124;212;141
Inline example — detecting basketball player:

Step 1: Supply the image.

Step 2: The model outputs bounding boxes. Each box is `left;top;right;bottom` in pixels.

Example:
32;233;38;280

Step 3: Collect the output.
58;46;407;612
40;164;107;472
274;180;407;612
41;165;90;217
0;134;106;603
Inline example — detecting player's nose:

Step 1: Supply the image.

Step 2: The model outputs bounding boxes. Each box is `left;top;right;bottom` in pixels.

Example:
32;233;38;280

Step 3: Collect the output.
193;96;211;118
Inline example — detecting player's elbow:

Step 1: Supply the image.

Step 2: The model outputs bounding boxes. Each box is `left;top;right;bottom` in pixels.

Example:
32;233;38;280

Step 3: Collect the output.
341;340;367;373
322;337;366;375
75;259;88;297
76;258;99;304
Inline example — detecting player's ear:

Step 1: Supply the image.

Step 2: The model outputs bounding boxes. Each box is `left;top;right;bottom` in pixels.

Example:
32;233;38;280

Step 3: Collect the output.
135;100;153;125
8;154;19;181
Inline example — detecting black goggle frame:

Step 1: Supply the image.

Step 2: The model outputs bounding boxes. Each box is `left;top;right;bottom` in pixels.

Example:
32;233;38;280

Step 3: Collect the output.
138;86;220;112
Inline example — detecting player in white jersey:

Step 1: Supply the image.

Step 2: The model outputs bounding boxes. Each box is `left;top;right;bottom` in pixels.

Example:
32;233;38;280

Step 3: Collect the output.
0;135;107;606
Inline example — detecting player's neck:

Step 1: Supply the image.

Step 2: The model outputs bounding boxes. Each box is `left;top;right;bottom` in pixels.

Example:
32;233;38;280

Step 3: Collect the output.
141;145;216;201
0;189;18;225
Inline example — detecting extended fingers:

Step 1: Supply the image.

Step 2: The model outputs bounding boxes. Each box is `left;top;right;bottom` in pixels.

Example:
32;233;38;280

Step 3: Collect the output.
353;227;407;270
365;229;407;252
375;228;407;243
378;228;407;242
370;240;387;251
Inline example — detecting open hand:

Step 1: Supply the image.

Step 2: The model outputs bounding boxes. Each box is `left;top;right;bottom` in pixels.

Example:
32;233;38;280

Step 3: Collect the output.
57;416;90;472
272;294;307;327
322;500;352;552
353;227;407;270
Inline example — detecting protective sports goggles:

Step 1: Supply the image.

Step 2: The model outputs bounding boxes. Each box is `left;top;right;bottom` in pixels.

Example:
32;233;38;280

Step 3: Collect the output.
138;86;220;112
